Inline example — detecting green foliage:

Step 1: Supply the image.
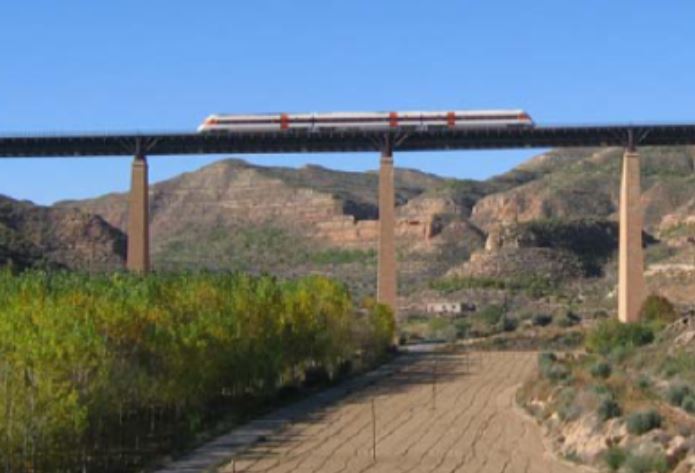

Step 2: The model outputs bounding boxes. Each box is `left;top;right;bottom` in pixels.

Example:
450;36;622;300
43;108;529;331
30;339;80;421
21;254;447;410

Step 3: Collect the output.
585;320;655;355
454;319;470;338
637;375;652;391
538;352;570;382
532;314;553;327
660;352;695;378
597;398;622;421
682;395;695;414
426;317;458;341
429;276;506;294
557;387;580;421
310;248;376;265
428;275;559;298
603;446;627;471
0;270;391;471
640;294;678;325
590;361;612;379
557;311;581;327
666;384;692;407
538;352;557;369
479;305;506;326
499;316;519;332
626;410;662;435
624;451;669;473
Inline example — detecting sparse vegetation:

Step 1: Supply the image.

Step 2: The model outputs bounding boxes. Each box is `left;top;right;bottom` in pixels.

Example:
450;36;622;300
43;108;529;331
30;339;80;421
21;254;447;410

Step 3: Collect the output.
590;361;612;379
585;319;655;355
310;248;376;265
597;398;622;421
538;352;570;381
519;294;695;473
626;410;662;435
429;274;560;298
624;451;669;473
479;304;506;326
640;294;679;324
666;384;692;407
499;316;519;332
532;313;554;327
603;445;627;471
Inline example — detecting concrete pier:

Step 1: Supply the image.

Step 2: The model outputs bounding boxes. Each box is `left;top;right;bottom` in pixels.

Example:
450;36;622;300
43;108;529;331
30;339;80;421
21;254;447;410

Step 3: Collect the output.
377;144;397;313
618;149;645;323
127;154;150;273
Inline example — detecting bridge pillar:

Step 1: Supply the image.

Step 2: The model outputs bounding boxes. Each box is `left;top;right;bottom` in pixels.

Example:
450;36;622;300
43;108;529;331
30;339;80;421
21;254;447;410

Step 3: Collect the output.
618;149;645;323
127;153;150;273
377;143;397;315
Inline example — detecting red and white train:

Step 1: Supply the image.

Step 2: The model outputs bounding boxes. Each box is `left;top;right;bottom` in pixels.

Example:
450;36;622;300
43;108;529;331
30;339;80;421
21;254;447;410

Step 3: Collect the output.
197;109;534;132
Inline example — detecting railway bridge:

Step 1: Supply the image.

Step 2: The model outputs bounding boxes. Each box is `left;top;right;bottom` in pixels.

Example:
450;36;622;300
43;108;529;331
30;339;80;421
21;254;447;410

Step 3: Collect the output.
3;123;695;323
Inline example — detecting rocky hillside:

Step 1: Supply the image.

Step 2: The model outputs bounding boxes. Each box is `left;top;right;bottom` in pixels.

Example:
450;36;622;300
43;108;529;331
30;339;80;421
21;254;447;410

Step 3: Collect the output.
471;147;695;231
0;195;125;271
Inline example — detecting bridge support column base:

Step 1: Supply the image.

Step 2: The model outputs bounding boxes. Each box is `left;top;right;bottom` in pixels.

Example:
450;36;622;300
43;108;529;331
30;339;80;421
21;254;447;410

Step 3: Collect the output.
127;154;150;273
377;145;397;316
618;149;645;323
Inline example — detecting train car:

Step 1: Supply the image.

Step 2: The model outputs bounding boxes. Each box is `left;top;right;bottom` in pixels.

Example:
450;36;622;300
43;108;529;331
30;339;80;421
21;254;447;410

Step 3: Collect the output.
197;110;534;133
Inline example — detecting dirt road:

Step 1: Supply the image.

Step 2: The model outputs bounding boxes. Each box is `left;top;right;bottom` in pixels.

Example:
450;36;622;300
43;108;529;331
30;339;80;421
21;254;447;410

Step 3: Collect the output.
219;351;582;473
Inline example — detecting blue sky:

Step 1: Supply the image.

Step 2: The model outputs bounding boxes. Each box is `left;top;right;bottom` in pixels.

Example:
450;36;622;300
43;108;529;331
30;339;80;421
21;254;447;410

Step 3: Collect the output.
1;1;694;204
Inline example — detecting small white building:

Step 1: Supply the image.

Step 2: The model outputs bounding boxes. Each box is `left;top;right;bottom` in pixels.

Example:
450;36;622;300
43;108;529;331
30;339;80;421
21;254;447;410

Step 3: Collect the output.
426;302;464;315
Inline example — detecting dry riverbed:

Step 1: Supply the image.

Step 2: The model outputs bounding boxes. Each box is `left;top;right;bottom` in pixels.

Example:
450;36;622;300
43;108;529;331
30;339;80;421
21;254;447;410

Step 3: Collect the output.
218;351;584;473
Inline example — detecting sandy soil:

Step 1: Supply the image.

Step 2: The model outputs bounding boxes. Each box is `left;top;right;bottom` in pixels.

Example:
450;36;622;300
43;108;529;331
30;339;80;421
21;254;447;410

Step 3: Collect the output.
219;351;582;473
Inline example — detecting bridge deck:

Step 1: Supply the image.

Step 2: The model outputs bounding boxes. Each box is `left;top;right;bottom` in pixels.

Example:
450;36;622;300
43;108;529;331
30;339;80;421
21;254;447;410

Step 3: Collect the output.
1;124;695;157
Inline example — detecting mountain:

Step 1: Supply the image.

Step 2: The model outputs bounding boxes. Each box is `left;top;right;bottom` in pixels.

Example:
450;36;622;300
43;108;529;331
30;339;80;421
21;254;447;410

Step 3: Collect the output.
54;147;695;309
0;195;125;271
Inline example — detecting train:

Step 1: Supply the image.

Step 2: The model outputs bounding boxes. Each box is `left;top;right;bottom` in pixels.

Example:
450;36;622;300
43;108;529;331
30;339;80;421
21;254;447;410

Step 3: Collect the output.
196;109;534;133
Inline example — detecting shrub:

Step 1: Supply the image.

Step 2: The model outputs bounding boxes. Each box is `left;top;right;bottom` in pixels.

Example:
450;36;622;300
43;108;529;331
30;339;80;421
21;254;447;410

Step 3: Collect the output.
479;305;505;326
538;351;557;366
557;311;581;327
538;351;556;374
640;294;678;324
626;410;662;435
603;446;627;471
624;451;669;473
454;319;470;338
666;384;691;407
532;314;554;327
590;361;612;379
597;398;622;421
681;395;695;414
585;320;655;355
637;375;652;391
499;316;519;332
557;387;580;421
303;366;331;388
538;352;570;382
660;352;695;378
548;365;570;382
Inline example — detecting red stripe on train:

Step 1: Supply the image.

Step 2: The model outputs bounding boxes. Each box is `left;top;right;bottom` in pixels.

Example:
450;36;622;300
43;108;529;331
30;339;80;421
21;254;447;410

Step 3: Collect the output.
389;112;398;127
280;113;290;130
447;112;456;128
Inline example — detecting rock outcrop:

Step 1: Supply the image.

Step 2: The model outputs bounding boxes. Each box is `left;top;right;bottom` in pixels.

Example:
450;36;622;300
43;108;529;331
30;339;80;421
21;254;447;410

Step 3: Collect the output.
0;195;125;270
448;220;622;280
